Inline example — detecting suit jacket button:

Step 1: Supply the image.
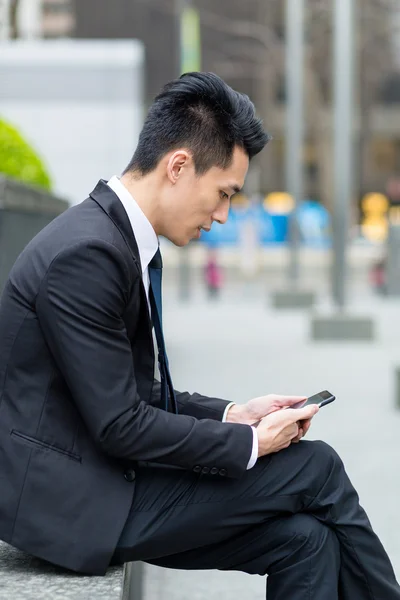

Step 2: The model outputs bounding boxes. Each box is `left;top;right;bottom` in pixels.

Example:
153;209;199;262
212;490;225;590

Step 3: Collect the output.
124;469;136;482
193;465;202;473
201;466;210;474
219;469;227;477
210;467;219;475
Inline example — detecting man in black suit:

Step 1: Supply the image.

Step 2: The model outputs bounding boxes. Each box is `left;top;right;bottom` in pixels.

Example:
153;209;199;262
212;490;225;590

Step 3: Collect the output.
0;72;399;599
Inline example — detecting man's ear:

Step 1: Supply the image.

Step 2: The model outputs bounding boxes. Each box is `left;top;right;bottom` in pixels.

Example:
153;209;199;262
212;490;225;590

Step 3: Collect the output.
166;150;191;184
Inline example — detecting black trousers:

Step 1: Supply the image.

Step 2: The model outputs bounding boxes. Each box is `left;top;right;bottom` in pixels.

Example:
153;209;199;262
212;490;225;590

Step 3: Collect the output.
111;440;400;599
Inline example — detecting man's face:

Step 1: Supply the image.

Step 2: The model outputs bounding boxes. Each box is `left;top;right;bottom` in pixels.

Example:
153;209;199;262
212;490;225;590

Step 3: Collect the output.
161;145;249;246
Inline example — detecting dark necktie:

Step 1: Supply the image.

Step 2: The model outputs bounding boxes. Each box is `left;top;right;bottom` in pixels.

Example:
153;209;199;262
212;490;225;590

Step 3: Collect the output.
148;248;178;414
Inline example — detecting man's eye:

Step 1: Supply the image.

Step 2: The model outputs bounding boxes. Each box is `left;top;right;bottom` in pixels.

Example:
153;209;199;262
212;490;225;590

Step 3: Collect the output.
220;191;229;200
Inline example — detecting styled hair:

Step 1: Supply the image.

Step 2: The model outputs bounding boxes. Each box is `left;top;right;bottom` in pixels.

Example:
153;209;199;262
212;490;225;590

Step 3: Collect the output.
124;72;271;176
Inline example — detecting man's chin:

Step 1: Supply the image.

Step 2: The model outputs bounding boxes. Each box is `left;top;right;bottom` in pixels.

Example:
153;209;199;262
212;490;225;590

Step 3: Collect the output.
165;234;191;247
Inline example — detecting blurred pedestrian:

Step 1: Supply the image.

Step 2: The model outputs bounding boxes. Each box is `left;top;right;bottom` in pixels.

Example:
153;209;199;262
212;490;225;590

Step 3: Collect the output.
369;257;387;295
204;248;223;299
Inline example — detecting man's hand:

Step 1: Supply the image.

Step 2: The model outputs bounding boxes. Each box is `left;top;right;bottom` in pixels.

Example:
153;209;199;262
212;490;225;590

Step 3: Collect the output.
225;394;315;443
244;394;309;422
256;404;319;457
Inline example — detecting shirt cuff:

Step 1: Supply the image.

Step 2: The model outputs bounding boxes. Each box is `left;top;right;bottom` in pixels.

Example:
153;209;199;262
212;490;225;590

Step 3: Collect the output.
246;426;258;470
221;402;236;423
221;403;258;469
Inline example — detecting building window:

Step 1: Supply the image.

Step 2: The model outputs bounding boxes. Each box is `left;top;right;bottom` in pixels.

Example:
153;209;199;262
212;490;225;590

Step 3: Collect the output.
42;0;74;37
371;139;399;174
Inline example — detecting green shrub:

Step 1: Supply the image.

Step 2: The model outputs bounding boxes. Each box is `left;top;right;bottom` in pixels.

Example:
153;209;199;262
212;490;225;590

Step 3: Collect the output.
0;118;52;191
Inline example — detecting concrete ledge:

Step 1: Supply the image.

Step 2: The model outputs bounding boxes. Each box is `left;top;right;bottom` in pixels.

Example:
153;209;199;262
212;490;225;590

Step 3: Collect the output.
311;313;375;341
271;289;315;309
123;561;144;600
0;176;68;215
0;177;69;292
0;541;131;600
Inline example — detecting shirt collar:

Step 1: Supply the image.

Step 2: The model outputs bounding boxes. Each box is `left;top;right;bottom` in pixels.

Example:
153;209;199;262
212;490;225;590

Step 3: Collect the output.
107;176;159;273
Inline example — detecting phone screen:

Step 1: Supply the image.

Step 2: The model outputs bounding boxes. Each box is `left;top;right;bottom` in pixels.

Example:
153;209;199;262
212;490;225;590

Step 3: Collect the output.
292;390;335;409
307;390;334;405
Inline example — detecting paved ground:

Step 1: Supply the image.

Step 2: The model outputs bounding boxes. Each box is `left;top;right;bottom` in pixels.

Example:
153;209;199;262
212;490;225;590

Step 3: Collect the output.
141;273;400;599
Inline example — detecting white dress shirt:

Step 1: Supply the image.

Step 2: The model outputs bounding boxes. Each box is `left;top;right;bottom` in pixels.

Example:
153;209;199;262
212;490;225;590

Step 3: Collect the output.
107;176;258;470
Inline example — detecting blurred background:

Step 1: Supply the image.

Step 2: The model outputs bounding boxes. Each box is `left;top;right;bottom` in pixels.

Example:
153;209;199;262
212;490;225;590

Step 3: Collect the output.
3;0;400;299
2;1;400;598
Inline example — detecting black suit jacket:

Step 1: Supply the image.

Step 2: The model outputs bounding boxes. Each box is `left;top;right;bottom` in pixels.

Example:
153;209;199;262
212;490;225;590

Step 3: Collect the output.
0;180;253;574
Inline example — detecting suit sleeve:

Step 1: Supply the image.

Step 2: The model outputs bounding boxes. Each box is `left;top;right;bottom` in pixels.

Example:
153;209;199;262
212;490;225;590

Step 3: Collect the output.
35;240;253;478
151;380;231;421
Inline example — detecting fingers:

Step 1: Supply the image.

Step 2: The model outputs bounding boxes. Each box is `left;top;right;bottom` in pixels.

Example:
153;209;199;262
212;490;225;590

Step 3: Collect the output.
291;426;304;443
280;441;292;451
287;422;299;442
257;412;306;457
276;396;307;407
289;404;319;422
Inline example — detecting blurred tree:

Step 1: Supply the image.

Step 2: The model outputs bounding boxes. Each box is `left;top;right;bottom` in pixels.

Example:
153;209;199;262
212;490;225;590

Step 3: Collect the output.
0;118;52;190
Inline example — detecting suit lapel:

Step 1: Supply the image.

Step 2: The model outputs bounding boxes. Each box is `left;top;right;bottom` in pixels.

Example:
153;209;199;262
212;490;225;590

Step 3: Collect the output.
89;179;153;344
90;179;141;272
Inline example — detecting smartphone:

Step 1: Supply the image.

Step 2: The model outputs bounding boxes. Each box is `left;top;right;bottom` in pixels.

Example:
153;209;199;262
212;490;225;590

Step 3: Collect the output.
250;390;336;427
292;390;336;410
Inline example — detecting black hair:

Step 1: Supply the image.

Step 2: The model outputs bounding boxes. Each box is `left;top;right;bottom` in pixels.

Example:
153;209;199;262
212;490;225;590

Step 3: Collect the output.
123;72;271;176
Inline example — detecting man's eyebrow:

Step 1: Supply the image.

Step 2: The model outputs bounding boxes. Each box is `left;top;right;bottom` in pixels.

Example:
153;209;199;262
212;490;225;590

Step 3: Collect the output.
229;185;241;194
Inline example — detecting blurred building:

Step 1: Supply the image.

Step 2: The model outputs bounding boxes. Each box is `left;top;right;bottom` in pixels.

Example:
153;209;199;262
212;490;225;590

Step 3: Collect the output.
71;0;288;196
8;0;399;215
74;0;178;103
0;0;74;39
72;1;400;215
42;0;74;38
0;0;11;39
0;39;144;204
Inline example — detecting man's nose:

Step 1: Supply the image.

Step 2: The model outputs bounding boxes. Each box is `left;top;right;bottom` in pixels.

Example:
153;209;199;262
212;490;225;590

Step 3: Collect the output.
212;202;230;225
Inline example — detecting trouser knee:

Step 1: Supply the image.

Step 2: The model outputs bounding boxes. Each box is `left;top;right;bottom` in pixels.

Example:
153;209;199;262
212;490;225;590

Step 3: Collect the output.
265;514;341;599
289;514;338;554
284;514;336;552
264;514;339;577
300;439;345;497
312;440;343;469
